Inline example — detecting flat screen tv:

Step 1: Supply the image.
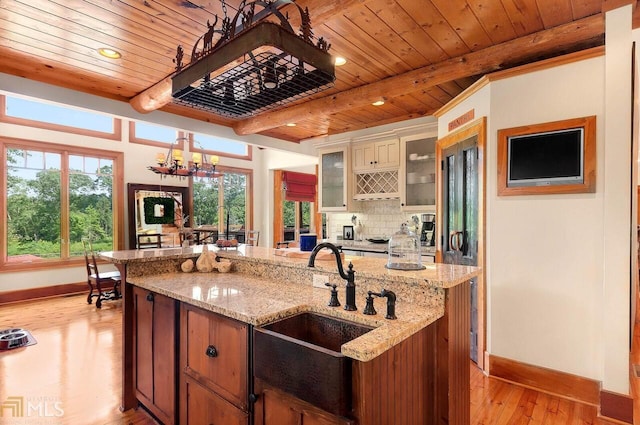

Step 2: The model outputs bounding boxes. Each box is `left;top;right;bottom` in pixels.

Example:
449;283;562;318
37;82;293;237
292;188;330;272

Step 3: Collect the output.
507;127;583;187
497;116;596;196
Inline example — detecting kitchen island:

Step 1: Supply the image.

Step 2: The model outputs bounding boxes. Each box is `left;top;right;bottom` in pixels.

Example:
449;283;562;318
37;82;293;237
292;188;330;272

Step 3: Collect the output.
101;245;480;425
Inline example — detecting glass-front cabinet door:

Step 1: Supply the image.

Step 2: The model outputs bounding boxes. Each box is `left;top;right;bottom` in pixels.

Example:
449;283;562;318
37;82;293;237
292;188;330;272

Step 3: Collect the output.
400;136;437;211
318;145;352;212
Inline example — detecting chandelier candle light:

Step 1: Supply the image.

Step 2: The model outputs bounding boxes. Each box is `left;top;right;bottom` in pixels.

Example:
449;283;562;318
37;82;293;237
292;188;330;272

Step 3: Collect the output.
149;138;222;178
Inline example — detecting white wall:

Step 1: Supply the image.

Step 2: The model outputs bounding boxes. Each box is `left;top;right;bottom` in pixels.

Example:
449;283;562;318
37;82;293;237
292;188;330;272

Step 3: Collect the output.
488;57;606;381
437;17;633;392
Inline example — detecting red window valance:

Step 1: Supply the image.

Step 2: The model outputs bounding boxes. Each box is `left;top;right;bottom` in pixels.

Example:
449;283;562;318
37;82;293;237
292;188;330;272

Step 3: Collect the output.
282;171;317;202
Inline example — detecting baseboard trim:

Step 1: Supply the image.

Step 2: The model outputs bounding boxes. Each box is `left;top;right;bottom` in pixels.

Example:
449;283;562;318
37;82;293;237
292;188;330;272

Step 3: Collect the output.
599;390;633;424
488;354;600;405
0;282;88;304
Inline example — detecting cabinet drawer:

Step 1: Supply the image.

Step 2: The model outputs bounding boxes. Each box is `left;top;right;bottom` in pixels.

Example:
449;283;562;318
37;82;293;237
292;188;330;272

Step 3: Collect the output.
181;375;248;425
180;303;249;410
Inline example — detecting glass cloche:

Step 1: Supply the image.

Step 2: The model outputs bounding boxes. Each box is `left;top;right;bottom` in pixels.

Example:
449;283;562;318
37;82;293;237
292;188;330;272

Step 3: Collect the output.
386;223;424;270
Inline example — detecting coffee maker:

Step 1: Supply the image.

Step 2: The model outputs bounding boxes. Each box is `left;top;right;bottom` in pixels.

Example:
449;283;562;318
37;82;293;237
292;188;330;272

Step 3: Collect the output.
420;213;436;246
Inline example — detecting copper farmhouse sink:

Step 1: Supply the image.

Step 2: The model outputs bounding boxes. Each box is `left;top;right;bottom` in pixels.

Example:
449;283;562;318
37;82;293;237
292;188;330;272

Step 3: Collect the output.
253;312;374;416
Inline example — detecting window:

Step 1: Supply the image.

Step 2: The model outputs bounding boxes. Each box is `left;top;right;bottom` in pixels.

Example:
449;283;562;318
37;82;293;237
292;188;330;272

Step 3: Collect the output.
190;133;252;160
0;95;121;140
2;139;123;269
283;201;311;241
129;121;184;149
192;167;252;242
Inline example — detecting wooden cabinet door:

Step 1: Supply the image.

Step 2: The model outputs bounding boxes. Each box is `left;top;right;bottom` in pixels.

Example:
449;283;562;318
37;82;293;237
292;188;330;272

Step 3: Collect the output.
254;382;353;425
182;376;248;425
133;287;176;425
181;303;249;410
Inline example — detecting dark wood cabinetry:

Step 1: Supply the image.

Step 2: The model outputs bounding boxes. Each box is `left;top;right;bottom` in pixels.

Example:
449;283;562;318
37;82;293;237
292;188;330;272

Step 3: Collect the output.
182;375;248;425
126;278;470;425
179;303;250;424
132;286;177;425
254;380;353;425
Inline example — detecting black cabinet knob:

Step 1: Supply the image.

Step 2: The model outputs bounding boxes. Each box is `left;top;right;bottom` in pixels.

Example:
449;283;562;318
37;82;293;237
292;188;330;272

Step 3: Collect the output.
146;292;154;302
205;345;218;358
249;393;259;403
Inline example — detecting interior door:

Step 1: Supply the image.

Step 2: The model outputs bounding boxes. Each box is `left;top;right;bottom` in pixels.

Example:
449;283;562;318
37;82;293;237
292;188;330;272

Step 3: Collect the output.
441;135;479;363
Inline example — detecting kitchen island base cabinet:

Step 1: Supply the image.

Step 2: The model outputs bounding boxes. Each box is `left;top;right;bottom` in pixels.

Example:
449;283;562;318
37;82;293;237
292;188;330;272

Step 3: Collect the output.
179;303;250;424
254;380;353;425
132;286;176;425
182;375;248;425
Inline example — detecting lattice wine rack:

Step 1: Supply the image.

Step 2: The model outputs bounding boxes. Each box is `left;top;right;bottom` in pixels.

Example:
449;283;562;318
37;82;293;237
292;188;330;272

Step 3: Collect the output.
354;171;400;200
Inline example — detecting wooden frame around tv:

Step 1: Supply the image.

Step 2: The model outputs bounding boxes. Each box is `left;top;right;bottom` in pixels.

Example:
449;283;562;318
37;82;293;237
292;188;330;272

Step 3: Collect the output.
497;115;596;196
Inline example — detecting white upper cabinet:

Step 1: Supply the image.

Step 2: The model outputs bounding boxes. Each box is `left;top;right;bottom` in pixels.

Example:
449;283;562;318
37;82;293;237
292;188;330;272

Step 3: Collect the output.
352;139;400;172
400;136;437;212
318;145;355;212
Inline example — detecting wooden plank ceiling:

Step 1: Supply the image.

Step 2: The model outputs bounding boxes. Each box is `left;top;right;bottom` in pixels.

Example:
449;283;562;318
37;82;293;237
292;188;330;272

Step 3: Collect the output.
0;0;627;143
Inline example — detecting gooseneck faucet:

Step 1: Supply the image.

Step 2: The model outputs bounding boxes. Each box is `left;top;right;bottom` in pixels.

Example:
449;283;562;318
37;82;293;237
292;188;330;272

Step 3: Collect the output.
308;242;357;311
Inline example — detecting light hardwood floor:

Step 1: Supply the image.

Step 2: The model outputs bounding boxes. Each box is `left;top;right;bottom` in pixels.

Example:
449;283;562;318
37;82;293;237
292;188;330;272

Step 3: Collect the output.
0;293;636;424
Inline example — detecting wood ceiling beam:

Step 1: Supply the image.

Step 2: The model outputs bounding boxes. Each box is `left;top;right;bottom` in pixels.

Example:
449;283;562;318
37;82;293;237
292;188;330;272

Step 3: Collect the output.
232;13;604;136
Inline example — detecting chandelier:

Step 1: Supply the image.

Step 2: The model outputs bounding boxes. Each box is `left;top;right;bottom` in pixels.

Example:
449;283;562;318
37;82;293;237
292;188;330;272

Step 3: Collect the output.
170;0;335;118
148;138;222;178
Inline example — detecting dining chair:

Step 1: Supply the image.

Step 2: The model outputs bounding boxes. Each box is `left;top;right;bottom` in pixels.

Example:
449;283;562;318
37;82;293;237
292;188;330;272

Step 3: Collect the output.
82;239;122;308
246;230;260;246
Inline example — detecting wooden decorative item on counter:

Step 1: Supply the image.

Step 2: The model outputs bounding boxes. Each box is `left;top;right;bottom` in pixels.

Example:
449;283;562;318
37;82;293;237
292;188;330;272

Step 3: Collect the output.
196;245;217;272
216;259;232;273
181;259;194;273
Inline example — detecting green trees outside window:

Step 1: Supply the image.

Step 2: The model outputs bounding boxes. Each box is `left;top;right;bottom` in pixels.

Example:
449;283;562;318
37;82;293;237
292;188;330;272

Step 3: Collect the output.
193;171;250;239
5;146;115;263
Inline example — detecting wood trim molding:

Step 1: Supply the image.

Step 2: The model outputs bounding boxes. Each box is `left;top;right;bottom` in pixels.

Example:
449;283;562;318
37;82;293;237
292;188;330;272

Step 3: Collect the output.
273;170;284;248
599;389;633;424
0;282;87;304
488;354;601;405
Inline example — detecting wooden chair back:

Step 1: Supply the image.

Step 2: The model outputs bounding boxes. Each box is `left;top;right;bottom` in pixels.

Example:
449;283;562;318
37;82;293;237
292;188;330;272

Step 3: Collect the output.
247;230;260;246
82;239;100;279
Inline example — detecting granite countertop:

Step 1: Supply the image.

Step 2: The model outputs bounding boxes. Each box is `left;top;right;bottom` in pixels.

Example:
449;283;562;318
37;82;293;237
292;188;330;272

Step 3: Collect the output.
100;245;474;289
127;271;444;362
105;245;480;361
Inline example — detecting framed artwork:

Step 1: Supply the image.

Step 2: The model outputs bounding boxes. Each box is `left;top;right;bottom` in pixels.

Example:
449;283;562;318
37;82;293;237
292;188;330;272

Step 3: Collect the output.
343;225;354;240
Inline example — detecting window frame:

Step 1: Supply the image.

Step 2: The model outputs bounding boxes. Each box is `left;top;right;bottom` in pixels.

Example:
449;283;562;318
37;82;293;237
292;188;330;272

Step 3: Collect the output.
1;137;125;272
189;165;254;237
0;95;122;141
128;121;186;150
188;133;253;161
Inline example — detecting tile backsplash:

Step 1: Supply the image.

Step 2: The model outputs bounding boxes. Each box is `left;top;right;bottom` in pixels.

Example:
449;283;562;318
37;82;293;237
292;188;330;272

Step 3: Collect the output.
326;200;425;240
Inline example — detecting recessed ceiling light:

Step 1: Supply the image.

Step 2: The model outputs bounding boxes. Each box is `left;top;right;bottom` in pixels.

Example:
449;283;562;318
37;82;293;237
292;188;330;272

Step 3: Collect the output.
372;100;385;106
286;123;297;127
334;56;347;66
98;48;121;59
